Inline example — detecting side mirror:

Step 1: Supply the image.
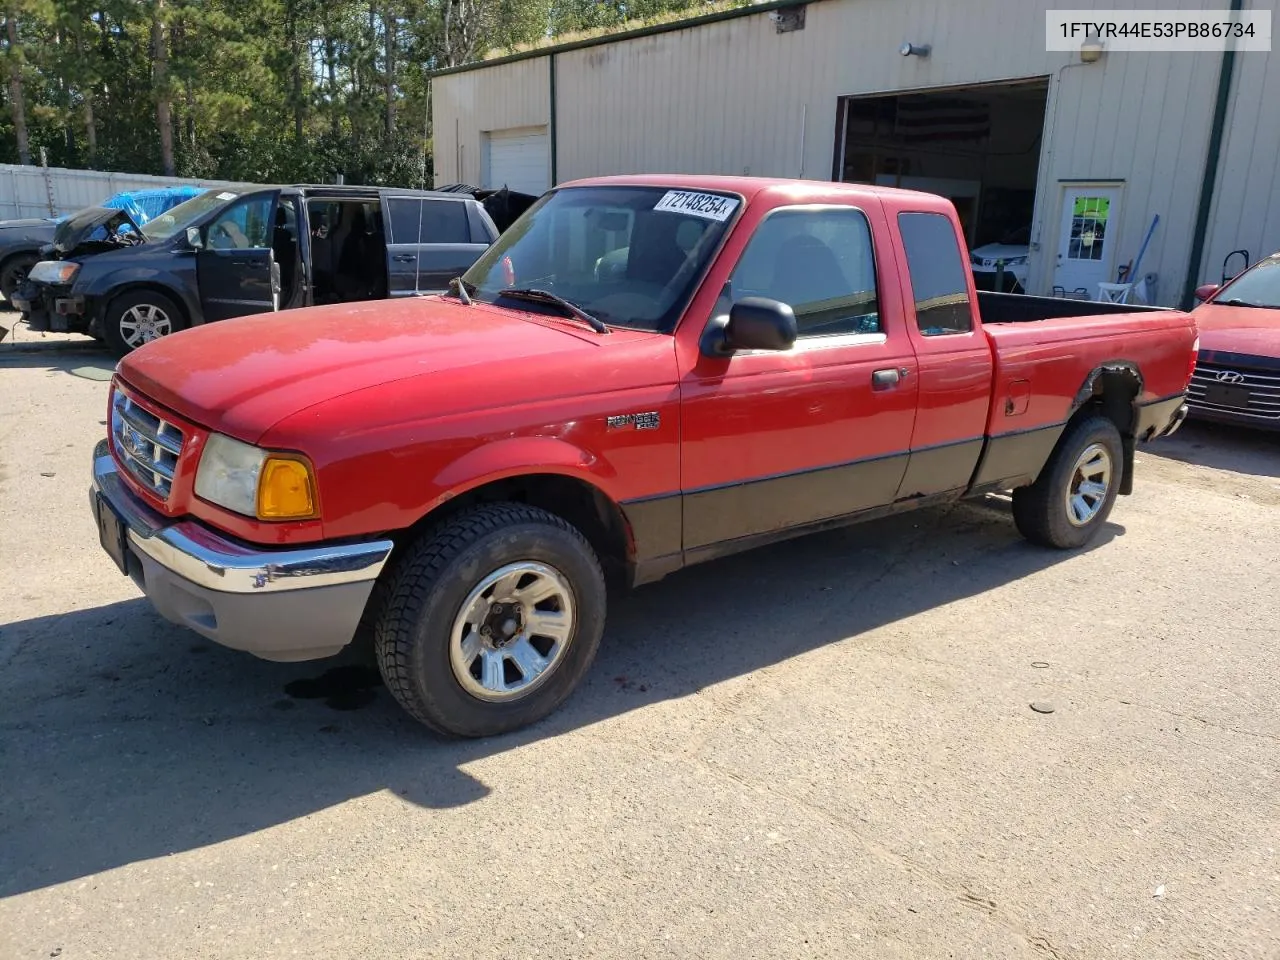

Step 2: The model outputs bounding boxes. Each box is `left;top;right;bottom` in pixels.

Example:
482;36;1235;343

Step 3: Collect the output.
700;297;798;356
727;297;797;351
185;226;204;250
1193;283;1219;303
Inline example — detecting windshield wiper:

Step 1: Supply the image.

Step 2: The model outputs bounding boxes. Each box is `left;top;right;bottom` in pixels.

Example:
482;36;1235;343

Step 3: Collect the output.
1223;298;1267;309
448;277;473;305
499;287;609;334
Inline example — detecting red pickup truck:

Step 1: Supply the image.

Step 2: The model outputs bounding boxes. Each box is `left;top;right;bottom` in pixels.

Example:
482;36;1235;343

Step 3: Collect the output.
91;175;1197;737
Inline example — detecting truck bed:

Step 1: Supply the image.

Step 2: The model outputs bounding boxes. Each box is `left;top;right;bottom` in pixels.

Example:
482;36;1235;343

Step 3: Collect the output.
977;290;1171;325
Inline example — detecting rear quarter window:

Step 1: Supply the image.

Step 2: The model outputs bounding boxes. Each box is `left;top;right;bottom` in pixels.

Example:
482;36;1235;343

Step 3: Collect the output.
420;199;470;244
898;211;973;336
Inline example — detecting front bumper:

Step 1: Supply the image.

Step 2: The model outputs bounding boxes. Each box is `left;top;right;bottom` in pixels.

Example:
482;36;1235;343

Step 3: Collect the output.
90;439;394;661
14;280;87;332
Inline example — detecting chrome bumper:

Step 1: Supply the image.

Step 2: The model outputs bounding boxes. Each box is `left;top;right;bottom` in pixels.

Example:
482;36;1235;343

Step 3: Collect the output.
91;439;394;661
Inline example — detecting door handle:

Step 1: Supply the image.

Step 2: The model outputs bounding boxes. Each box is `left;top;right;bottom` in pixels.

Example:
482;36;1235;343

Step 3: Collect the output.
392;254;417;263
872;368;903;390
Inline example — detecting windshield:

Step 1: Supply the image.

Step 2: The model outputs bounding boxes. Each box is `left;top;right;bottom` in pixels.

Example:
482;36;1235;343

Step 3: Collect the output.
141;189;239;240
1216;254;1280;309
461;185;741;332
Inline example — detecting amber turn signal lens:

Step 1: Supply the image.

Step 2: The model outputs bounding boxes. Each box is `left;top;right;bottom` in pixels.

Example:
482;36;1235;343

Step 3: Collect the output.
256;457;316;519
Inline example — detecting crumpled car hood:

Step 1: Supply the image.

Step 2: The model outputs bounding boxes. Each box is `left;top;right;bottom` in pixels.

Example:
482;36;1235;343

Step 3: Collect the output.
50;207;143;256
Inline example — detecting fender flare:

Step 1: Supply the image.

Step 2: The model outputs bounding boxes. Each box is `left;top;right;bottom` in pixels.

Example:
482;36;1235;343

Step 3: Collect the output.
1069;360;1144;495
1069;360;1144;416
423;436;622;517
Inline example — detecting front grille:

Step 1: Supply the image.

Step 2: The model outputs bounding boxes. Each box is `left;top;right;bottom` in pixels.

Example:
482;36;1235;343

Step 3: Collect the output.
111;390;186;499
1187;361;1280;422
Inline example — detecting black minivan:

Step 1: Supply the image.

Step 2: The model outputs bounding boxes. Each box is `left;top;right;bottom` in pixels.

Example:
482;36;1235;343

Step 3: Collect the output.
15;184;499;355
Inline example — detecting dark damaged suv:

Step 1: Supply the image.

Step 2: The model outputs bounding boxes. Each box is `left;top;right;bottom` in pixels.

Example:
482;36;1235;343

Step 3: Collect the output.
14;184;499;355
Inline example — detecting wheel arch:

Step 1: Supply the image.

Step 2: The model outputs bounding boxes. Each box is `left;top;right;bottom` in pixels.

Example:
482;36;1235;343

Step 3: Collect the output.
0;248;41;298
102;281;194;327
400;454;635;590
1069;361;1143;494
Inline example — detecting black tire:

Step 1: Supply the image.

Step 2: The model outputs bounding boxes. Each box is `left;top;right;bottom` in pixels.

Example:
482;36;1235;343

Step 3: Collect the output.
102;289;187;357
1012;414;1123;549
0;254;38;305
374;502;607;737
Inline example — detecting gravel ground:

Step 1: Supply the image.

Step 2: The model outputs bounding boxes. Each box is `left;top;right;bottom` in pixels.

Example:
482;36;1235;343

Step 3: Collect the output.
2;311;1279;959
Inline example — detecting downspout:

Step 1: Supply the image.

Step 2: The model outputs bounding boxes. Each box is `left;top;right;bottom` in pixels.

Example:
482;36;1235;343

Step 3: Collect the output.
1181;0;1243;308
548;53;558;186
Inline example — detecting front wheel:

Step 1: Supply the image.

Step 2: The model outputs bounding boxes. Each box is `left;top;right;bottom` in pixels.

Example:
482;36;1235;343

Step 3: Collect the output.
1012;414;1123;549
374;503;606;737
103;289;186;357
0;254;38;305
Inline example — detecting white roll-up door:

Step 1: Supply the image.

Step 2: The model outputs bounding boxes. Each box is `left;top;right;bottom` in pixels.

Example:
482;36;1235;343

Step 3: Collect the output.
483;127;550;196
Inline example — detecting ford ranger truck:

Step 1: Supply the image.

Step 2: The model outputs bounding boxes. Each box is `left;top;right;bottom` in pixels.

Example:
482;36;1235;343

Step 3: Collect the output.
90;175;1197;737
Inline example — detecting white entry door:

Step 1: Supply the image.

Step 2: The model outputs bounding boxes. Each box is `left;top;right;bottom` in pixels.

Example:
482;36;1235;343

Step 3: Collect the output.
1054;185;1121;295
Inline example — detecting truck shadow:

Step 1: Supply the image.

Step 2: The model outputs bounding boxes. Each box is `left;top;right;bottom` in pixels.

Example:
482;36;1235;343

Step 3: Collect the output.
1143;421;1280;479
0;500;1119;896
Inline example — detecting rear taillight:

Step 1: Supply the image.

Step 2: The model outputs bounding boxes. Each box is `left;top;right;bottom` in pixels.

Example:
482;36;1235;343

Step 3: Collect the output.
1187;336;1200;385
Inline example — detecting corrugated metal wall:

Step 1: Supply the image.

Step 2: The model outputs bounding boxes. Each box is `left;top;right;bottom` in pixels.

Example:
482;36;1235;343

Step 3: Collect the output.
434;0;1278;302
0;164;239;220
1201;40;1280;284
431;58;551;190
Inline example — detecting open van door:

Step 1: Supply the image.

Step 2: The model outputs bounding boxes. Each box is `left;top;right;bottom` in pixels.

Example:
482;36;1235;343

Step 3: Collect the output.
196;191;279;321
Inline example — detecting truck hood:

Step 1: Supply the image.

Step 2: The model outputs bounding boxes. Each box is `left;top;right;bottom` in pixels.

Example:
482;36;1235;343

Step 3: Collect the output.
1193;302;1280;359
117;298;628;443
50;206;143;256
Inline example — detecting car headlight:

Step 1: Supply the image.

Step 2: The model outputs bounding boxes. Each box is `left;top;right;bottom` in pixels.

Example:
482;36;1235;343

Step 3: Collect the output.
28;260;80;285
194;432;317;520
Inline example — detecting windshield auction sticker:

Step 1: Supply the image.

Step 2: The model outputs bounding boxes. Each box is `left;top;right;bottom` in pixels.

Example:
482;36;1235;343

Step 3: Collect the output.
653;191;739;222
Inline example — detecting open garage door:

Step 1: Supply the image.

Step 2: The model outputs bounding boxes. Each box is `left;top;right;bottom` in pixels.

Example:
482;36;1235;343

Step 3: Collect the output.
483;127;550;196
834;80;1048;292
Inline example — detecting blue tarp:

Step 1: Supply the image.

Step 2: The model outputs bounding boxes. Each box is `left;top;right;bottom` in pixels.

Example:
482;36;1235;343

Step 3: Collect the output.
47;185;206;225
99;186;205;225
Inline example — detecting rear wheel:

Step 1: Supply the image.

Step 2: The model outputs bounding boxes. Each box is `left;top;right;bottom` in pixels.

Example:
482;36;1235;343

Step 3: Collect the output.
374;503;606;737
0;254;38;305
1012;414;1123;549
103;289;186;356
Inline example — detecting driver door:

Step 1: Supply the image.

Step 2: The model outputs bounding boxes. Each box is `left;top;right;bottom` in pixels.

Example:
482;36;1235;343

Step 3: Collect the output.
197;191;279;322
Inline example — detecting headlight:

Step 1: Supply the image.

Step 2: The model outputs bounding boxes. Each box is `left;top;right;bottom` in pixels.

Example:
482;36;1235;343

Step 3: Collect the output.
28;260;80;285
194;433;317;520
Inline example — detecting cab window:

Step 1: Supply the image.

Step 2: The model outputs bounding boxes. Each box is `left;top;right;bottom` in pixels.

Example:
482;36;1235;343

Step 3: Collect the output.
723;206;880;337
898;212;973;335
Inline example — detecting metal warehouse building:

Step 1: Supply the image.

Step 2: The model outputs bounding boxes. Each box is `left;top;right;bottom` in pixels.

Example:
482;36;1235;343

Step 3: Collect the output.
432;0;1279;307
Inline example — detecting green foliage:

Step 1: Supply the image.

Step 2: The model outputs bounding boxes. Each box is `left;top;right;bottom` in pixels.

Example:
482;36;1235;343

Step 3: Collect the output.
0;0;707;183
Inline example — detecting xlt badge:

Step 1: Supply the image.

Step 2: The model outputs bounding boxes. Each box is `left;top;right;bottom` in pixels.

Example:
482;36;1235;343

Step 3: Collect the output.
607;411;661;431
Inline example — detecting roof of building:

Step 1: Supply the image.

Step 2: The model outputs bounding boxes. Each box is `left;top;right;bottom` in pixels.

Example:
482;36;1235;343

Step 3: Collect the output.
431;0;819;78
